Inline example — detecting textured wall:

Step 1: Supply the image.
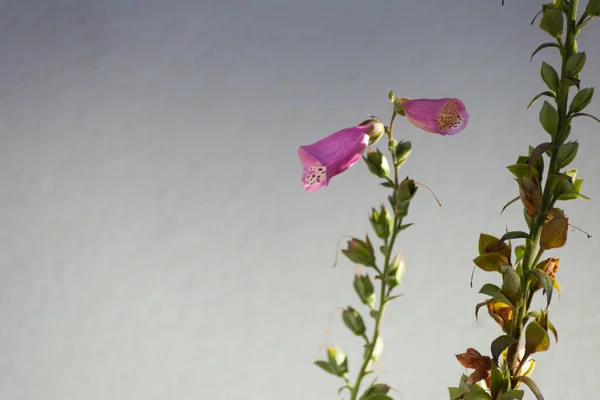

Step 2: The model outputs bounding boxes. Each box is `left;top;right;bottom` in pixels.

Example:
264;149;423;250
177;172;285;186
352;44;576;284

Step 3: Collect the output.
1;1;599;399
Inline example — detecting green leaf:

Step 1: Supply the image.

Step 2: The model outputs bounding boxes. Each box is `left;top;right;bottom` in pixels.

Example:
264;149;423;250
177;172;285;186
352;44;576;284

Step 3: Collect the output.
526;91;556;114
528;142;552;177
565;52;587;77
571;112;600;124
525;321;551;355
479;283;515;308
490;361;505;400
530;42;562;62
507;163;536;180
314;360;338;377
565;76;581;90
540;210;568;249
569;87;594;114
526;269;554;308
540;62;560;93
514;376;544;400
500;196;521;215
363;395;393;400
398;223;413;232
478;233;511;259
473;253;508;273
499;231;530;242
585;0;600;17
539;7;564;38
464;391;493;400
539;101;559;137
501;390;525;400
491;335;518;363
555;141;579;169
475;299;493;321
380;181;394;188
448;387;464;400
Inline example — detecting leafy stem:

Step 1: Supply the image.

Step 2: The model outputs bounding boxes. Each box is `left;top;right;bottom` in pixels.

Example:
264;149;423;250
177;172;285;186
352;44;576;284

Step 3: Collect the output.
349;111;401;400
507;0;580;378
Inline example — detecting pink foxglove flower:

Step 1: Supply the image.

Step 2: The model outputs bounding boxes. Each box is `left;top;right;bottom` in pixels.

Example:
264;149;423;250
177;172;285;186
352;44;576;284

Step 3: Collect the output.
399;98;469;136
298;122;382;192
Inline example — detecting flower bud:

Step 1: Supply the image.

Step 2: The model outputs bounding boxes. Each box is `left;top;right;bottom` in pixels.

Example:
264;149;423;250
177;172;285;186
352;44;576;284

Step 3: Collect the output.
342;307;366;336
387;254;405;288
364;149;390;179
342;237;376;268
369;206;392;239
354;273;376;306
365;120;385;145
395;140;412;166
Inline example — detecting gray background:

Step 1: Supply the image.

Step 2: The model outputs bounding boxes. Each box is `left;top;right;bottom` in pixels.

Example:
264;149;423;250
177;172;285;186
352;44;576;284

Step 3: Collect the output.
1;0;599;399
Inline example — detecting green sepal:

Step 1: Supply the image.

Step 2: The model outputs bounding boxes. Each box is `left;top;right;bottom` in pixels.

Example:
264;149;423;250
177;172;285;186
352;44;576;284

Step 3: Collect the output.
539;7;564;38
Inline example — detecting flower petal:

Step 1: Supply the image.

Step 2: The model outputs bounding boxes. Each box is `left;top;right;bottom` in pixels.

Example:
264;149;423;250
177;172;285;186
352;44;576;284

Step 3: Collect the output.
402;98;469;136
298;125;370;191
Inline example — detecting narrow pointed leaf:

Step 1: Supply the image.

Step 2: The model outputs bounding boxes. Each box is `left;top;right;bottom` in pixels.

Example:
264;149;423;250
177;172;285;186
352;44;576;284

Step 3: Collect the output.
501;196;521;214
499;231;530;243
515;376;544;400
526;269;554;308
526;91;556;114
314;360;338;376
479;283;514;308
530;42;562;62
491;335;518;364
528;142;552;176
571;112;600;124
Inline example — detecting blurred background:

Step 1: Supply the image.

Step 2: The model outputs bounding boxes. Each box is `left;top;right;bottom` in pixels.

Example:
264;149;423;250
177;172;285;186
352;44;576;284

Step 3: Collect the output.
1;0;599;399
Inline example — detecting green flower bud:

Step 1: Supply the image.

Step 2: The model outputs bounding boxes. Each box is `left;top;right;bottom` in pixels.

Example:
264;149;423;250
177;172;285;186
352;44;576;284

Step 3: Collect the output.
364;149;390;179
342;307;366;336
394;177;418;217
369;206;392;239
395;140;412;166
388;254;406;288
342;237;376;267
354;273;376;306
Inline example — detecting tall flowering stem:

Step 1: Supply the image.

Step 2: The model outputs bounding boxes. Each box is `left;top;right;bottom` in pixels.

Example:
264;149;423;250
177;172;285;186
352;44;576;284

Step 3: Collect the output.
303;94;468;400
451;1;598;399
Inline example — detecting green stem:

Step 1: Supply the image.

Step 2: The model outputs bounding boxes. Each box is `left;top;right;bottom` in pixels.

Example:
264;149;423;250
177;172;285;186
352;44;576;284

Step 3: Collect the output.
507;0;579;375
350;113;401;400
